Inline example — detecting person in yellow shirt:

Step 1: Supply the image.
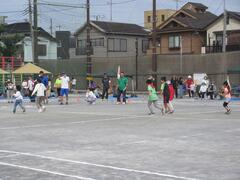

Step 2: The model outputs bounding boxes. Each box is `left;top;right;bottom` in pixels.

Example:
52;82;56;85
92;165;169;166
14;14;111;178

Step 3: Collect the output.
54;74;62;101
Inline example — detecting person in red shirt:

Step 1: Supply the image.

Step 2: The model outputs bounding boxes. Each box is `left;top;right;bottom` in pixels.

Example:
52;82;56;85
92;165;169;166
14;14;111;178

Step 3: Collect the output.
167;81;174;114
185;75;194;98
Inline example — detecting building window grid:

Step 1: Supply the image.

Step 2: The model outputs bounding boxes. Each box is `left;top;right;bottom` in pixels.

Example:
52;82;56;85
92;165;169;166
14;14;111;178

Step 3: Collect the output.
107;38;127;52
77;38;104;48
169;35;180;49
142;40;149;53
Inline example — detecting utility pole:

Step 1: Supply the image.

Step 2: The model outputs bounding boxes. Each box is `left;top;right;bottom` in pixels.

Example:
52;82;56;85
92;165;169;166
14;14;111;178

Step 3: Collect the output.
28;0;34;63
110;0;112;21
50;18;53;36
33;0;38;64
222;0;227;52
56;25;61;31
86;0;92;82
152;0;157;85
135;38;138;90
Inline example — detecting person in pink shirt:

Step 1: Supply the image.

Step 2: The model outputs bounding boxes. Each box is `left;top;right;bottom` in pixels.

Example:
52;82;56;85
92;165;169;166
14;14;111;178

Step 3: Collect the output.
167;81;175;114
185;75;194;98
222;81;231;114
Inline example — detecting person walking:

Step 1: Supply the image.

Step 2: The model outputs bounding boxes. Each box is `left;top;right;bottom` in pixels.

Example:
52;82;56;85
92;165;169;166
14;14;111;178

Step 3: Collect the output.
60;72;70;105
146;79;164;115
13;85;26;114
31;78;46;113
178;77;184;98
28;76;35;102
117;72;128;104
102;73;110;100
171;76;178;98
167;81;175;114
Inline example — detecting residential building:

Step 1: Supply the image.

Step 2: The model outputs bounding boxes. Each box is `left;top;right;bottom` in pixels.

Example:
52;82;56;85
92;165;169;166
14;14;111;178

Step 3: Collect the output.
2;22;57;62
71;21;149;59
150;2;217;55
56;31;71;59
144;9;176;29
205;11;240;53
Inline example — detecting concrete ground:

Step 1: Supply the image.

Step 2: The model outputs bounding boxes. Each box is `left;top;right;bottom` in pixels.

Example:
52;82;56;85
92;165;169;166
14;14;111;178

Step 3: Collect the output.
0;95;239;180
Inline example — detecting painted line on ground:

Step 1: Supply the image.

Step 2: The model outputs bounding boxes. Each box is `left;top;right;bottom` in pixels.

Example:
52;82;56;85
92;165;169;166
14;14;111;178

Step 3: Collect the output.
0;161;96;180
0;150;200;180
0;115;151;130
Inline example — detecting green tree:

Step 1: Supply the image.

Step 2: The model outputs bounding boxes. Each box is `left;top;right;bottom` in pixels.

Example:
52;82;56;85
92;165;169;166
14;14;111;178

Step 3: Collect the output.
0;34;23;57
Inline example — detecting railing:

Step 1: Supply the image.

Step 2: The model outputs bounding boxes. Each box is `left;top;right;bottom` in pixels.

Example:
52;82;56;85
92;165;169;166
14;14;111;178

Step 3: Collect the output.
205;44;240;54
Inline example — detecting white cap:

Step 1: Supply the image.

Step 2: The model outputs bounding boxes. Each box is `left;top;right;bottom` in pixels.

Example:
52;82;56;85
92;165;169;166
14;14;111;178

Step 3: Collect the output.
188;75;192;78
167;80;171;85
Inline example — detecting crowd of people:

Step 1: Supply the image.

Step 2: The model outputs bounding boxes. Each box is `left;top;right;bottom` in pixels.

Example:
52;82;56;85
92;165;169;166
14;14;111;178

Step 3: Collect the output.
1;71;232;115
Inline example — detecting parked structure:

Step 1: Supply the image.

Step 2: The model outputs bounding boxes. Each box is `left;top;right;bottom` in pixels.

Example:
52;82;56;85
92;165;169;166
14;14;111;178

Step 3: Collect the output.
205;11;240;53
71;21;149;58
144;9;176;29
149;2;217;55
2;22;57;62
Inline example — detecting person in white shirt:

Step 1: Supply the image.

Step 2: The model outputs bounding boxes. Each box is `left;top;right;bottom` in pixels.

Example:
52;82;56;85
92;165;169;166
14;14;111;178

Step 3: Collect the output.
60;72;70;105
31;78;46;112
71;78;77;92
13;85;26;114
85;88;97;104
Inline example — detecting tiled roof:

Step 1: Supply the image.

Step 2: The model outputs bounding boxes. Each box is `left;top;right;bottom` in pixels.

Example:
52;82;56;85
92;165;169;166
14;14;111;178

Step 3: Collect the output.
4;22;56;42
184;2;208;10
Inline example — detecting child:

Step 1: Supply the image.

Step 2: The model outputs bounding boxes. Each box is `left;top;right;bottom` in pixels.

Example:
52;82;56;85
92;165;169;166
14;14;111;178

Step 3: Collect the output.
222;81;231;114
85;88;97;105
167;81;174;114
13;85;26;114
160;77;170;114
31;78;46;112
146;79;164;115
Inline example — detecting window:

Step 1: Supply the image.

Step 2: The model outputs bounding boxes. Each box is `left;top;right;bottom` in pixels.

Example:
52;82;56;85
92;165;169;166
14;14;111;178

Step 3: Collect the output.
142;40;149;53
227;15;230;25
169;35;180;49
108;38;127;52
147;16;151;23
161;15;165;22
77;38;104;48
216;34;223;45
37;44;47;56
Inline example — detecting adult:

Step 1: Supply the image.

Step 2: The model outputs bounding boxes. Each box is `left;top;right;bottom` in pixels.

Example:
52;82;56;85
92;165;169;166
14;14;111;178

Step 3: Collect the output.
185;75;194;98
171;76;178;98
5;79;14;103
71;77;77;92
28;76;35;102
60;72;70;105
54;74;62;101
117;72;128;104
21;79;29;97
102;73;111;100
178;77;184;98
208;81;216;100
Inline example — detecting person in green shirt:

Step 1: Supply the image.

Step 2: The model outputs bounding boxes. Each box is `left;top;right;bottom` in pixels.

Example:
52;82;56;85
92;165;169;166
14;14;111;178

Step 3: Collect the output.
54;74;62;101
117;72;128;104
146;79;164;115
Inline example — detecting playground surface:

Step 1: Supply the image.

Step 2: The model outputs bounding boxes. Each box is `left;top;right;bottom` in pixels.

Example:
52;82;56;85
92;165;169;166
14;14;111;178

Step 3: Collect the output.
0;95;239;180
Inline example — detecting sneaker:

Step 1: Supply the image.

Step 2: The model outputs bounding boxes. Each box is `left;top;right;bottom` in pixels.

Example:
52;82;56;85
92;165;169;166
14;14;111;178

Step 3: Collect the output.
168;110;174;114
122;102;127;105
116;102;121;105
148;112;155;115
38;108;43;113
13;110;16;114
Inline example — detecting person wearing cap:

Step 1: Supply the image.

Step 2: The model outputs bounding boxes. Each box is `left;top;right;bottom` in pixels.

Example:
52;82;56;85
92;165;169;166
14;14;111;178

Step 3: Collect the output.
186;75;194;98
117;72;128;104
60;72;70;105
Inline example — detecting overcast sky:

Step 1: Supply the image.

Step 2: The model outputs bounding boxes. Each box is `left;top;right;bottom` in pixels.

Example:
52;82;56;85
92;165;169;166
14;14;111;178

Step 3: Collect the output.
1;0;240;34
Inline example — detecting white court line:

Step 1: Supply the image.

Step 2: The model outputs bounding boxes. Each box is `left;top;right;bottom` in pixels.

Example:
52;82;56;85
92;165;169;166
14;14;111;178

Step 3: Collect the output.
0;154;20;159
177;110;240;115
0;150;200;180
0;115;151;130
0;161;96;180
